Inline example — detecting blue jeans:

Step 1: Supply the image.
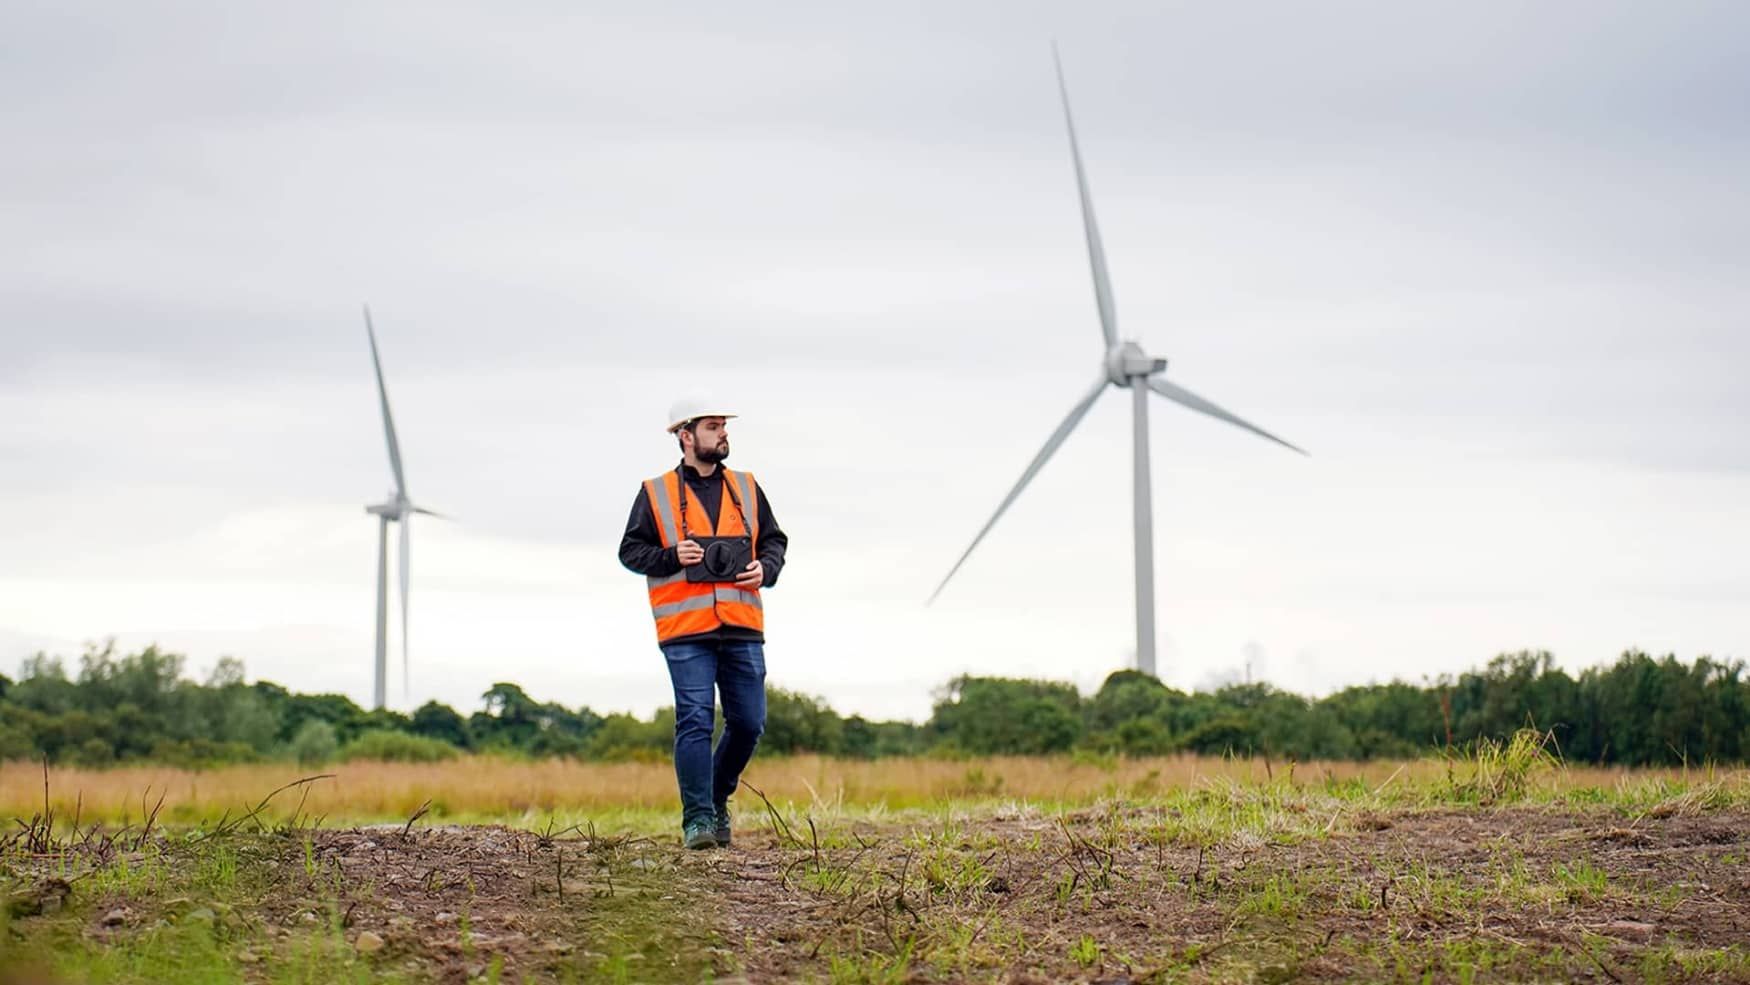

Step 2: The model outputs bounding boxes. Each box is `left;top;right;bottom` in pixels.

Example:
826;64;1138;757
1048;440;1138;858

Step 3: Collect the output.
660;638;767;828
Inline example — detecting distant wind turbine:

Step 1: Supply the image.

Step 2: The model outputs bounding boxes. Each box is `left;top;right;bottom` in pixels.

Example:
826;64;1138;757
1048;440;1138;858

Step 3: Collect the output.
362;306;443;710
929;50;1307;678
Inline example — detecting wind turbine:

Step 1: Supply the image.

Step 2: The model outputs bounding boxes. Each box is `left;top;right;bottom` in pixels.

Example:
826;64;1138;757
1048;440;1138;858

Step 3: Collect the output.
928;52;1308;679
362;306;442;710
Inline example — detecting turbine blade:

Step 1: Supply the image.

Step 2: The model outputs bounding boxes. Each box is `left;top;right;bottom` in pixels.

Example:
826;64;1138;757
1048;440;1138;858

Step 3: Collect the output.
929;377;1110;603
399;515;411;701
1146;376;1308;455
364;305;409;500
410;506;448;519
1053;45;1118;350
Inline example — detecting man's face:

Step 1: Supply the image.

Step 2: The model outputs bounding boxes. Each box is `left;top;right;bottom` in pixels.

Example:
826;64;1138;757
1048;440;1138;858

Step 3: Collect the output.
687;417;730;463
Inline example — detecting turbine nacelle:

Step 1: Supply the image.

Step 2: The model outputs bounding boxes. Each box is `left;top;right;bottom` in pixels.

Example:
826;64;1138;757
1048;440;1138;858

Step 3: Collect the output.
364;499;406;519
1104;342;1167;387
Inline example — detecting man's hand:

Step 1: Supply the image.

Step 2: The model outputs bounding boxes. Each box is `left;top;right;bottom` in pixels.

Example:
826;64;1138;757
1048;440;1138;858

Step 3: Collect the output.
734;559;764;589
676;539;704;566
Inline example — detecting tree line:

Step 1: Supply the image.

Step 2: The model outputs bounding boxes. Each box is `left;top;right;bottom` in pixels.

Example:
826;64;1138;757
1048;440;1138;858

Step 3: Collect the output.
0;644;1744;768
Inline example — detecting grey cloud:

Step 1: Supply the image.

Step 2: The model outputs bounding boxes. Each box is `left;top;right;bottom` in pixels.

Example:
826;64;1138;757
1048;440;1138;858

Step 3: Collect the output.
7;1;1746;388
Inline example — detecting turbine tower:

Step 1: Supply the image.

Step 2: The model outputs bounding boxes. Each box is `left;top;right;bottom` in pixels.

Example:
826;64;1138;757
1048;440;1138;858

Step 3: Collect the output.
362;306;441;710
929;52;1307;678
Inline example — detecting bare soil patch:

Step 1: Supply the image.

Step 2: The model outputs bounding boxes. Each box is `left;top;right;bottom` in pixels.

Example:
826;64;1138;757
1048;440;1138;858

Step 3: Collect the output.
11;805;1750;982
253;823;723;983
705;805;1750;982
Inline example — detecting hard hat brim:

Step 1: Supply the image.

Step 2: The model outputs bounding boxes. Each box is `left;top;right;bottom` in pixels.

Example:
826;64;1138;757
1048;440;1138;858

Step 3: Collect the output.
666;412;738;433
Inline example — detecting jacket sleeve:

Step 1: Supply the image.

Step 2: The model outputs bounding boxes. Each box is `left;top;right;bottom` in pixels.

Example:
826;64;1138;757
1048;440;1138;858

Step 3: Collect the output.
618;488;681;577
755;485;788;588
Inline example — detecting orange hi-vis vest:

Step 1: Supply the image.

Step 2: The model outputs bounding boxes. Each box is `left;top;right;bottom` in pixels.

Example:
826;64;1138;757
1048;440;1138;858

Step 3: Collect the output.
641;468;764;643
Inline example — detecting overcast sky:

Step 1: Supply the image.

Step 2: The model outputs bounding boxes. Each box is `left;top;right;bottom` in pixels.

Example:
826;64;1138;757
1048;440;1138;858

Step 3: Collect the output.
3;1;1746;722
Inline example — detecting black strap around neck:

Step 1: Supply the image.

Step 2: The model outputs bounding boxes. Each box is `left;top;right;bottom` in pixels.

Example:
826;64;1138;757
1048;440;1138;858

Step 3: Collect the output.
676;464;748;537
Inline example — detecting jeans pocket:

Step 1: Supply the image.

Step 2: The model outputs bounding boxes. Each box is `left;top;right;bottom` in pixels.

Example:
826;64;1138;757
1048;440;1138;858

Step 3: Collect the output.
661;643;709;664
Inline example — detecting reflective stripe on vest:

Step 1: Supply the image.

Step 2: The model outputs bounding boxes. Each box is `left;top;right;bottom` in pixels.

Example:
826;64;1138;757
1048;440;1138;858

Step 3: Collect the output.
713;586;764;608
652;589;764;620
652;594;715;619
641;468;764;642
648;478;681;545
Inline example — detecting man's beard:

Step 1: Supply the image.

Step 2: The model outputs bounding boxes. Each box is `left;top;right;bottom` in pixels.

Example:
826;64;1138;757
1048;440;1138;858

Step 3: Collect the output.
696;442;729;464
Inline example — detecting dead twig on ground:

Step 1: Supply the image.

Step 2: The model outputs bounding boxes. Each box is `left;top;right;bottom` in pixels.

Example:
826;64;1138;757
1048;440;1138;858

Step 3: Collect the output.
400;799;432;839
196;774;334;841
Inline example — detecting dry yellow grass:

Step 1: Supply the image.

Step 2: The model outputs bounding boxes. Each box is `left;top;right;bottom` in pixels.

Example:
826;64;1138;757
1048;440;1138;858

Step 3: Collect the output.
3;754;1733;825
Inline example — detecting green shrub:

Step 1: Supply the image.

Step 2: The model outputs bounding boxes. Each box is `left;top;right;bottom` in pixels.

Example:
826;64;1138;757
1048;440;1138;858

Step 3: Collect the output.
151;738;262;768
289;719;339;765
338;728;459;763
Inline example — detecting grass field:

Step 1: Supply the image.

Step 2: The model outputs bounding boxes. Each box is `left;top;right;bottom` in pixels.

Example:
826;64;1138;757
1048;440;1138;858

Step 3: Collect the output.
4;743;1748;983
4;751;1735;824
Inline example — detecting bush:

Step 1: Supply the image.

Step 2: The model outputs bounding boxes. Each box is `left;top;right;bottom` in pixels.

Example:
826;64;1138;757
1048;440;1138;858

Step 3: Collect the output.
150;738;262;768
73;736;114;766
763;687;844;754
928;676;1083;755
339;728;460;763
582;711;672;762
1177;714;1258;756
289;719;339;765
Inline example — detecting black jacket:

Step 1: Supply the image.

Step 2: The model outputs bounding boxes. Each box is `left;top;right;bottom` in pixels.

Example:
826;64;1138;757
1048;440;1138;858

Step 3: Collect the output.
618;462;789;644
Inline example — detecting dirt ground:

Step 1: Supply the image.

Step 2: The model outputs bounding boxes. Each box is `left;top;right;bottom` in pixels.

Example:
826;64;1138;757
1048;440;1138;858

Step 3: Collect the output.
712;805;1750;983
11;803;1750;983
254;806;1750;981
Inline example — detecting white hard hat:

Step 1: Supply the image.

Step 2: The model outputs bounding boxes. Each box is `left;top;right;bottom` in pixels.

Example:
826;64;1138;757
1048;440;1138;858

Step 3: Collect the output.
666;399;737;433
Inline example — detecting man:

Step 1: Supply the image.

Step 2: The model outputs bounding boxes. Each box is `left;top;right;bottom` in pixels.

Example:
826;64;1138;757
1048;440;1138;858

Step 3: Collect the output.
618;399;788;849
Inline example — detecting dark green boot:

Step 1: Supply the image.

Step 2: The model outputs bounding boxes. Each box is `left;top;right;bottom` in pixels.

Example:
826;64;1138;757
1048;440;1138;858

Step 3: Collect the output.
683;817;718;850
713;804;732;848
